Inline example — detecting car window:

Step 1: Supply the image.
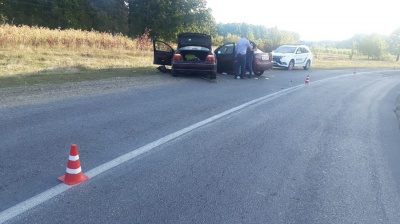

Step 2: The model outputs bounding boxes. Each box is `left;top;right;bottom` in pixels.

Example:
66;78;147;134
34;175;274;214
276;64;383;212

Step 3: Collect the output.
301;47;310;53
218;44;234;54
179;35;209;47
155;41;173;52
275;46;297;53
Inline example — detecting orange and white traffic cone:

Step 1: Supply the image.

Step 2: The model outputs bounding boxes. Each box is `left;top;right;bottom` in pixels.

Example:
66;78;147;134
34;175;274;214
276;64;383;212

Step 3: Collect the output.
58;144;88;185
305;75;310;84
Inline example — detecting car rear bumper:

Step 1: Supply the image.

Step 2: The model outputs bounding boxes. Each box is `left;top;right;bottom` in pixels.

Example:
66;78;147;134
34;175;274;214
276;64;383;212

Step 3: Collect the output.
254;61;273;71
172;62;216;72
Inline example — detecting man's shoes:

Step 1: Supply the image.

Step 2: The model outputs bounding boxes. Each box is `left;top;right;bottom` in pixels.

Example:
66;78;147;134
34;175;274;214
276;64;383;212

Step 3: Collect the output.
235;76;240;79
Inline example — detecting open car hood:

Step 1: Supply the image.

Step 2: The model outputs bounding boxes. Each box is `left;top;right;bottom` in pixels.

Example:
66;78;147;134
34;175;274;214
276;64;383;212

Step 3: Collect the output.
178;33;212;49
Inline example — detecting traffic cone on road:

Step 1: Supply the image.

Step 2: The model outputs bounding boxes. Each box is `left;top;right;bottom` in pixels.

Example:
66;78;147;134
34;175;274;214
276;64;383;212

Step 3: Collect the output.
305;75;310;84
58;144;88;185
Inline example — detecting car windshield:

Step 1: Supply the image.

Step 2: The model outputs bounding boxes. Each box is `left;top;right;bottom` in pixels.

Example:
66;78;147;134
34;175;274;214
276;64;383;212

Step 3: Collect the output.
275;46;297;53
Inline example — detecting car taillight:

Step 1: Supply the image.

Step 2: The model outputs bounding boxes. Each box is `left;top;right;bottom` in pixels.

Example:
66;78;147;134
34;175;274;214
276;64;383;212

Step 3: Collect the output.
206;55;215;63
173;54;183;61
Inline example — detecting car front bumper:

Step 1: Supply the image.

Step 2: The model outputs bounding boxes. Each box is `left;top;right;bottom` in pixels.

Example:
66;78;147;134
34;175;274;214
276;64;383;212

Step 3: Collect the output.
272;56;289;67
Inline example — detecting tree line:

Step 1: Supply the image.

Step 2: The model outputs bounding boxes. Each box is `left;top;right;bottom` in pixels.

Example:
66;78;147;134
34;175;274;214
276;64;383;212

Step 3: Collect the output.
0;0;129;34
0;0;399;61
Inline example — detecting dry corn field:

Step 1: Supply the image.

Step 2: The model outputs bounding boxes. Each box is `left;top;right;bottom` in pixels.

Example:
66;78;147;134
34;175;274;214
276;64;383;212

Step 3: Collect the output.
0;24;154;77
0;24;142;49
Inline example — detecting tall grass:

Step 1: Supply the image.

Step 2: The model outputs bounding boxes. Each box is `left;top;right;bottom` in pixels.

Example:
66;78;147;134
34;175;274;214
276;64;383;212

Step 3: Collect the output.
0;24;147;50
0;24;154;79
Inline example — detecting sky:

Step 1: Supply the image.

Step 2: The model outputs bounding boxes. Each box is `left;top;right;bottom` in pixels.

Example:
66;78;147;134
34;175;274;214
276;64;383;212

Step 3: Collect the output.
206;0;399;41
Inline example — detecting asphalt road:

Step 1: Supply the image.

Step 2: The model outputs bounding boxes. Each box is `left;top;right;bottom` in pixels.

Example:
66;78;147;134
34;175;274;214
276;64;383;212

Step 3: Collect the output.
1;68;400;223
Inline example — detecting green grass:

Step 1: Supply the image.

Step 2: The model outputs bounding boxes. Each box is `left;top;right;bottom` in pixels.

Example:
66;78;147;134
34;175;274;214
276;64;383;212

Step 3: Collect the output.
0;47;158;88
313;53;399;69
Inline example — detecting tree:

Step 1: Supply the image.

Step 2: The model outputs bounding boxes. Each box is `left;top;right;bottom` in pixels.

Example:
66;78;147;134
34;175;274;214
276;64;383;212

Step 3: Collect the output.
128;0;216;41
388;27;400;61
0;0;128;34
0;0;49;26
217;23;241;37
89;0;128;34
223;33;240;43
263;27;299;52
357;34;387;60
45;0;92;30
214;23;300;52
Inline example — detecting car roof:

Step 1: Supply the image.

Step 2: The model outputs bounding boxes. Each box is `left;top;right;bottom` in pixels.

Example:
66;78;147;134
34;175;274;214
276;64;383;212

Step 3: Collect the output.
280;44;310;48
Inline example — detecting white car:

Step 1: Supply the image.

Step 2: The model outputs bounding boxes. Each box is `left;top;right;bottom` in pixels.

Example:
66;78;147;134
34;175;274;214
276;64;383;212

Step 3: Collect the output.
272;44;312;70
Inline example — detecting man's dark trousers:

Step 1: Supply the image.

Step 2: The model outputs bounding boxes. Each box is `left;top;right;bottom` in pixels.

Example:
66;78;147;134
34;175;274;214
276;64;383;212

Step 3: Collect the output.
235;53;246;79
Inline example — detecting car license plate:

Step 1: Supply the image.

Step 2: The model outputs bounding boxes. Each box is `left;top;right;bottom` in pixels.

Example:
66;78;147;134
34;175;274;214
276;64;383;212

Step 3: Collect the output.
261;55;269;60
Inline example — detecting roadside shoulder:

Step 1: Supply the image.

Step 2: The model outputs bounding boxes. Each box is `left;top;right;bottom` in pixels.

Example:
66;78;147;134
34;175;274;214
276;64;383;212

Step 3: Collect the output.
0;74;177;108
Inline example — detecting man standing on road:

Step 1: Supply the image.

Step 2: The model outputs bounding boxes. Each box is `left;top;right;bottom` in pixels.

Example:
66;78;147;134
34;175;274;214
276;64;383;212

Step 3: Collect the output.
235;33;252;79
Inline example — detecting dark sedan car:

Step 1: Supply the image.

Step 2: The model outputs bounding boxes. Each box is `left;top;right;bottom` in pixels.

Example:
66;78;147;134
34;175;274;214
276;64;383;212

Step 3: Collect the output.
214;43;273;76
153;33;217;79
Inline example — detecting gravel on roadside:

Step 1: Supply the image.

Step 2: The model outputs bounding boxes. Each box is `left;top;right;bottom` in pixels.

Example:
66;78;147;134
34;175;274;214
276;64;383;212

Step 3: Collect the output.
0;74;180;109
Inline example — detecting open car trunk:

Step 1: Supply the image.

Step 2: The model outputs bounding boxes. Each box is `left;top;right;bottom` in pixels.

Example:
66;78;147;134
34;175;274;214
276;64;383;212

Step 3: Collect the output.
178;47;210;62
178;33;212;49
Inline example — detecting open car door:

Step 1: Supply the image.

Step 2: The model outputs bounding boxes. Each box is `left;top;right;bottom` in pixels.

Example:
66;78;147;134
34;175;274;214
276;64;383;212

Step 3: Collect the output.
153;40;174;65
214;43;236;74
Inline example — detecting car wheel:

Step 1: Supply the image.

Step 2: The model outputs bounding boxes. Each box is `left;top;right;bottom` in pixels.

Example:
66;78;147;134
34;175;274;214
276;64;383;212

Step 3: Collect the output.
303;60;311;70
217;66;222;74
210;72;217;79
287;60;294;71
254;71;264;76
171;69;179;77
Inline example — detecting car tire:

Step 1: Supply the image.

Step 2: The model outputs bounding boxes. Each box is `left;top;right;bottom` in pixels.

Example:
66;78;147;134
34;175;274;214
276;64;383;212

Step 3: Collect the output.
303;60;311;70
254;71;264;76
287;60;294;71
217;66;222;74
210;72;217;79
171;69;179;77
